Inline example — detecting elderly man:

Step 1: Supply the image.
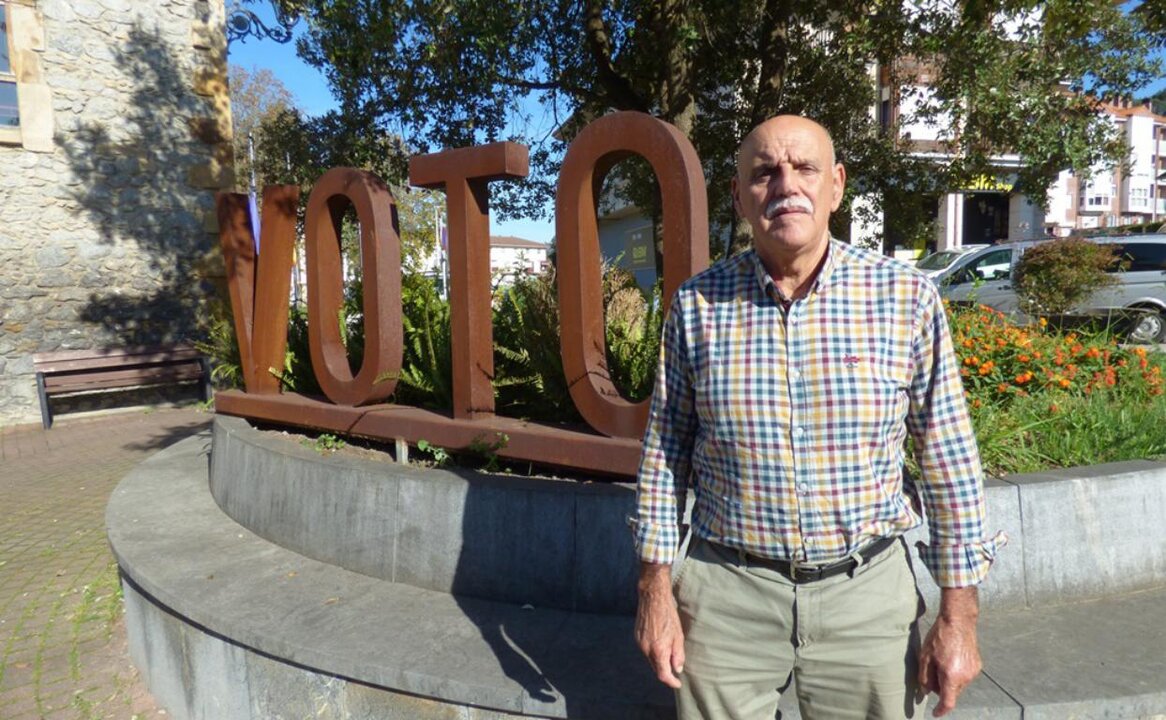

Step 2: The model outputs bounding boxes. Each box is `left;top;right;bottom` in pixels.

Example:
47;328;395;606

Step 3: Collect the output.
632;115;1003;720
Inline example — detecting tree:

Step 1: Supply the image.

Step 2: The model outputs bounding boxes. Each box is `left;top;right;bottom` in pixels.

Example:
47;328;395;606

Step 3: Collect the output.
1143;87;1166;115
1132;0;1166;47
278;1;1159;256
228;64;297;192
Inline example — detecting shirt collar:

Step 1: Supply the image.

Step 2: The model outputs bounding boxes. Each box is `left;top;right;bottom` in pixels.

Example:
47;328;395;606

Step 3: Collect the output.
749;238;841;301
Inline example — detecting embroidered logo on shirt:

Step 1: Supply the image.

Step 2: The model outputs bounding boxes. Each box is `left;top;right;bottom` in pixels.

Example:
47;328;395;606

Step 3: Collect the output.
843;354;861;368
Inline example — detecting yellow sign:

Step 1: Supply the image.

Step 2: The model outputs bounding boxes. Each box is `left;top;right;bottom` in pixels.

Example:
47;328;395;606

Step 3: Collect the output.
965;175;1014;193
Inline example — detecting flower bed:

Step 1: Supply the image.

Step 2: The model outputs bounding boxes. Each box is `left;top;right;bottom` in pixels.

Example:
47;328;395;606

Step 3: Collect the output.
943;301;1166;476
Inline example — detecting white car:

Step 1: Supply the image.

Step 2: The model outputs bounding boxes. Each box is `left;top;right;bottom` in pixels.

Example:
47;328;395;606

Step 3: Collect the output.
915;245;989;278
933;236;1166;344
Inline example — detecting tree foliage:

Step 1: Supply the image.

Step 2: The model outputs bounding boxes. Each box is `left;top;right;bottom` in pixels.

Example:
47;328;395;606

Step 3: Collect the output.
275;1;1158;254
228;64;297;192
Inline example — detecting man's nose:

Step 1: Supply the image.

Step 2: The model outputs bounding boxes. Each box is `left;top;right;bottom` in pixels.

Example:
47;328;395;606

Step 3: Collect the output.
770;165;796;194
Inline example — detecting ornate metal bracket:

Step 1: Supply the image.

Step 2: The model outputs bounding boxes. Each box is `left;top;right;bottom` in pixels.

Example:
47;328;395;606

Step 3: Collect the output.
226;1;299;45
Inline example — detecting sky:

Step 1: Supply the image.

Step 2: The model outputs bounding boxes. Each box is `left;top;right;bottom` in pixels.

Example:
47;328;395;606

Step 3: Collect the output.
226;7;556;244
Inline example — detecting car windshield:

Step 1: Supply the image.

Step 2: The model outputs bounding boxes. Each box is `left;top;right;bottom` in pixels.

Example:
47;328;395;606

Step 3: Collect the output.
916;250;962;271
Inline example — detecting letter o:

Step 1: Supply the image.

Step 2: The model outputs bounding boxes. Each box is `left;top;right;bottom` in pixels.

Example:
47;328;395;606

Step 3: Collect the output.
555;112;708;438
305;168;402;406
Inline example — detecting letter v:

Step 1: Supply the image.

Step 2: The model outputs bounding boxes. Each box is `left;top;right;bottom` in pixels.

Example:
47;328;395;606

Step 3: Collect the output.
215;186;299;394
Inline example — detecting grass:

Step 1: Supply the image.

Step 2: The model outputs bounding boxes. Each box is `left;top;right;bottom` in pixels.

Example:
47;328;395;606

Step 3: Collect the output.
970;389;1166;477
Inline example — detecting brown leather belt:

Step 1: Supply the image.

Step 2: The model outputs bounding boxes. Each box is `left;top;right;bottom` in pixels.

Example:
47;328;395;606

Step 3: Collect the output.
735;535;900;584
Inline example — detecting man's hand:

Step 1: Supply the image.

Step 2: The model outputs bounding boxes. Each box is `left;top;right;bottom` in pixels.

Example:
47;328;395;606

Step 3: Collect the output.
919;586;982;717
634;562;685;689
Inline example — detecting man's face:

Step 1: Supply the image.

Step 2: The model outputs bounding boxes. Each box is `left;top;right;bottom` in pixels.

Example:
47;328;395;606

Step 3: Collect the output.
731;116;845;260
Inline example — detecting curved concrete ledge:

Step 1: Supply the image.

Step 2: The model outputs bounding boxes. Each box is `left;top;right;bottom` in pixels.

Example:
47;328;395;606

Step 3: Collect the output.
108;427;1166;719
209;415;1166;614
110;433;673;719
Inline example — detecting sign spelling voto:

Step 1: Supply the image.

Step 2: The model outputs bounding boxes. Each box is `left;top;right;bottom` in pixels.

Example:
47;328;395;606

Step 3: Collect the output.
213;112;709;476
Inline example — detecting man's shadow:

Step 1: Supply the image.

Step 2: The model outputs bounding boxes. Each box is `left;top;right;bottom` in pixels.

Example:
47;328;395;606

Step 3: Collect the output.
447;469;674;719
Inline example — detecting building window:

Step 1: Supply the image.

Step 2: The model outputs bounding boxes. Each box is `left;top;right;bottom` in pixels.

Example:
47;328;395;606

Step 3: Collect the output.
0;1;18;128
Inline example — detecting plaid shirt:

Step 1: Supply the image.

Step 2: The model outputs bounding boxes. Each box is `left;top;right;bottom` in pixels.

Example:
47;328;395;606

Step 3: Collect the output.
633;240;1004;588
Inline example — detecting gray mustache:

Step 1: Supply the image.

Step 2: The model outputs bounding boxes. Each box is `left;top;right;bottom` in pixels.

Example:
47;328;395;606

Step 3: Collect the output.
765;197;814;219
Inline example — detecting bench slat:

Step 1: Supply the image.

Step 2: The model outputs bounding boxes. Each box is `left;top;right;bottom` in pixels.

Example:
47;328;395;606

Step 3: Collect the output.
42;364;206;395
34;346;203;375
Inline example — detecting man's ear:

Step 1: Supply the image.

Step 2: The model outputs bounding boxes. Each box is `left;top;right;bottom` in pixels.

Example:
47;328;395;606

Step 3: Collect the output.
830;163;846;212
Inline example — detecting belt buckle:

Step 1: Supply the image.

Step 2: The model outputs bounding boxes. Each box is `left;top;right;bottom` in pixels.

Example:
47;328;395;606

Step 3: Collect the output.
790;556;811;582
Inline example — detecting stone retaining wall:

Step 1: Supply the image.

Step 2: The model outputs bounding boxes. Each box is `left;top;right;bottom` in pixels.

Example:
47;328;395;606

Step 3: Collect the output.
0;0;230;426
211;415;1166;615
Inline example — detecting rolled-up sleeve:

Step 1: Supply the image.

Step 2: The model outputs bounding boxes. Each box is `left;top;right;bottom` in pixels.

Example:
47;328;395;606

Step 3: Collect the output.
906;287;1007;587
631;291;698;565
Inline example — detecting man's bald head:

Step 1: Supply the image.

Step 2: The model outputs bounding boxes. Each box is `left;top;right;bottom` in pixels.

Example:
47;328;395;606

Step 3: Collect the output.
730;114;846;273
735;115;837;182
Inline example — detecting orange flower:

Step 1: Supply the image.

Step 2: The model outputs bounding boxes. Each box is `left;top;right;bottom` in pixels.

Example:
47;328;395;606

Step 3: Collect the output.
1085;347;1101;360
1049;402;1059;413
1039;317;1048;327
997;383;1009;393
1017;354;1031;363
1058;378;1071;389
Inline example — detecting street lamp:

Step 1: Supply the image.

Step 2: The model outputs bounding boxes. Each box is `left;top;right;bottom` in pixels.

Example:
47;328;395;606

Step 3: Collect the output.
226;1;299;45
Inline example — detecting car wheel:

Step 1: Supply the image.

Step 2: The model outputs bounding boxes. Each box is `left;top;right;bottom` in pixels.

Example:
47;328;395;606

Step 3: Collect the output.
1128;309;1166;345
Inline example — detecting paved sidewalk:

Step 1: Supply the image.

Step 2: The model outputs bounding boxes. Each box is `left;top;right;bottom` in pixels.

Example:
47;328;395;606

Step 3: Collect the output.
1;407;212;720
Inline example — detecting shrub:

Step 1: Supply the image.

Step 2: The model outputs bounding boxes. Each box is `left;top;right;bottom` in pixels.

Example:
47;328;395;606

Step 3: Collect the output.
1012;237;1123;316
493;269;582;423
393;273;453;408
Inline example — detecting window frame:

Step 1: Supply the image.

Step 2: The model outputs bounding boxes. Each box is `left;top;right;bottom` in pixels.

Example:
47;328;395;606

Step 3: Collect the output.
0;0;20;142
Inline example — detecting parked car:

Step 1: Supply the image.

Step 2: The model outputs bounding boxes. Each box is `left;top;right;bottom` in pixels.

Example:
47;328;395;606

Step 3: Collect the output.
915;245;989;278
932;236;1166;343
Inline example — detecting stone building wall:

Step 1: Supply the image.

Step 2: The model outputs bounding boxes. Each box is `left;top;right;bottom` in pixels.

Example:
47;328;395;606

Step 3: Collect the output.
0;0;232;426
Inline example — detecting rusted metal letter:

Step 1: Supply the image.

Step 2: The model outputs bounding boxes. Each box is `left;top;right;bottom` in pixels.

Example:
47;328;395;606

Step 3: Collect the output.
556;112;709;438
409;142;529;420
216;185;299;394
304;168;403;406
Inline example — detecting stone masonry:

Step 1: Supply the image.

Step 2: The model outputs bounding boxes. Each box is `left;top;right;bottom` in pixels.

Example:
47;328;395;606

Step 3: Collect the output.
0;0;232;426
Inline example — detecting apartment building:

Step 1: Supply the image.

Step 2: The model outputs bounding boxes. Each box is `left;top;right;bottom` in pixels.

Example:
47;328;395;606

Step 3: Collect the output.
867;57;1047;258
1045;99;1166;235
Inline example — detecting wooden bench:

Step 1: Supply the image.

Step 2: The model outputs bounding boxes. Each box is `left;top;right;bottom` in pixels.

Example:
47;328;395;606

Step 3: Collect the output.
32;345;211;429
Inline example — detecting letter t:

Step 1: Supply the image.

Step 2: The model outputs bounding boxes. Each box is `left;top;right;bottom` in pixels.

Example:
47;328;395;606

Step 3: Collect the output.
409;142;529;420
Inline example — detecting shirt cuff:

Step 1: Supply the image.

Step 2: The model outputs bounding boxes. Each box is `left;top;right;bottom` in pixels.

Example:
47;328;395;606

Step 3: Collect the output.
629;517;679;565
918;531;1009;588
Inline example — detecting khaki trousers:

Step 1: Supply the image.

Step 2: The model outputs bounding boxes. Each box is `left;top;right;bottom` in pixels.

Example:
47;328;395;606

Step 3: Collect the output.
673;537;926;720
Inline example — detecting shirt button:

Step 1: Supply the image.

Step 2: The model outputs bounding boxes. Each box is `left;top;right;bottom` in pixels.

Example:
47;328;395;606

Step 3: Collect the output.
804;537;813;547
793;426;805;437
790;369;801;380
797;482;810;494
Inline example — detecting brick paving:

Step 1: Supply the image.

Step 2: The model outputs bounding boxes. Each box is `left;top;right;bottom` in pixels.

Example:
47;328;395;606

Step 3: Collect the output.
1;407;212;720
